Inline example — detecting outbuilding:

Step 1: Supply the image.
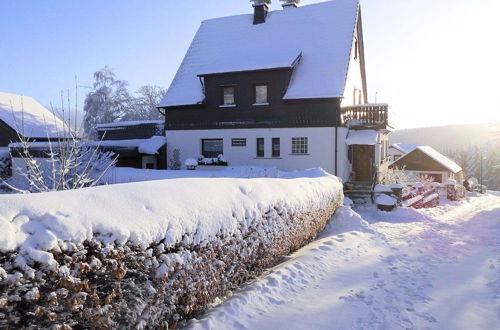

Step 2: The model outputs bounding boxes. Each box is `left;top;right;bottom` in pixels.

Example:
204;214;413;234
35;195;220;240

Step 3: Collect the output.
389;145;463;183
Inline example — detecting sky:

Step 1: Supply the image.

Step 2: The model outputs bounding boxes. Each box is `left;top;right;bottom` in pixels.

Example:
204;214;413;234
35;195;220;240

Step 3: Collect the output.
0;0;499;129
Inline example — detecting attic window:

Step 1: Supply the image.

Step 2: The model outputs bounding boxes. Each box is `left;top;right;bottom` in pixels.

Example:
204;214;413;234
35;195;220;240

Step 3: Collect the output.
354;37;359;60
254;84;268;105
221;87;235;106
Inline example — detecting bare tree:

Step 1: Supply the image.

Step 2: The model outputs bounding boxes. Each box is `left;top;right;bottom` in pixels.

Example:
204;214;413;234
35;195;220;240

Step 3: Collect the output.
1;91;117;193
127;85;165;120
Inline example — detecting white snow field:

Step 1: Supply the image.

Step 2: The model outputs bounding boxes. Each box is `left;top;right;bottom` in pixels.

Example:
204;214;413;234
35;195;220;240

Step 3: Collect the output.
188;192;500;330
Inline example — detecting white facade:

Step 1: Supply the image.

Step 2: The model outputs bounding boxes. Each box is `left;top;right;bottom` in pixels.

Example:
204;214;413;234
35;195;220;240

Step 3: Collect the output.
166;127;351;182
388;145;405;162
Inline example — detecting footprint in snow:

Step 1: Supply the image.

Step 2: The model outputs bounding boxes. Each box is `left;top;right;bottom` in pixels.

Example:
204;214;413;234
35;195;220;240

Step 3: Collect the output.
318;245;332;251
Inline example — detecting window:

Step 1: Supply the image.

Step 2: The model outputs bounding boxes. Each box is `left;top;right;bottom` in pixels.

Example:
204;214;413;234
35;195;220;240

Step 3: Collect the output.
291;137;308;154
231;138;246;147
354;37;359;60
221;87;235;106
256;138;264;157
202;139;223;158
254;84;268;104
272;138;280;158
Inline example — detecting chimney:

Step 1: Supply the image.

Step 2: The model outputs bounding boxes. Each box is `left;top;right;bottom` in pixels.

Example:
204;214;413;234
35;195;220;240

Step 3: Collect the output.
251;0;271;24
281;0;300;9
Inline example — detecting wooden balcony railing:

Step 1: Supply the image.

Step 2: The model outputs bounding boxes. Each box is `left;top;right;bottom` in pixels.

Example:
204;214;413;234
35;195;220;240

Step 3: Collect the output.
341;104;389;128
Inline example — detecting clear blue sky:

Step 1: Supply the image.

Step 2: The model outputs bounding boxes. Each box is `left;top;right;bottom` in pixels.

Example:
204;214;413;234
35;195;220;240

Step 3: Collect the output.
1;0;498;129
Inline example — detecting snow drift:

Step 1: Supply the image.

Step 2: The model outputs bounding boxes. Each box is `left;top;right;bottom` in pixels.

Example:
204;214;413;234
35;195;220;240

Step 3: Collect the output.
0;170;343;328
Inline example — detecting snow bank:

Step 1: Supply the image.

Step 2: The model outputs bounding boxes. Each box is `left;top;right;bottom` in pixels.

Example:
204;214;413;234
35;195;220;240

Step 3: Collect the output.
0;172;343;328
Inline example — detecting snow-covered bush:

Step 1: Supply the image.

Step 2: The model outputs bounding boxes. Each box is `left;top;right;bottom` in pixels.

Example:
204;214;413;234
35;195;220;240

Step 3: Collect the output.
184;157;197;170
0;174;343;328
197;154;228;166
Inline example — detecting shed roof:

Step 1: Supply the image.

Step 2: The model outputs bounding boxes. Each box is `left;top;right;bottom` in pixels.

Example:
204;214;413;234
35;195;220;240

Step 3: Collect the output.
0;92;66;138
391;146;462;174
390;143;421;154
159;0;359;107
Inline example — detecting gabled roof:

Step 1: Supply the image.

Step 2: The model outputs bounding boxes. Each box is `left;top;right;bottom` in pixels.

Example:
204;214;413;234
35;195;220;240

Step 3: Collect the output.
390;143;421;154
392;146;462;173
0;92;66;138
159;0;360;107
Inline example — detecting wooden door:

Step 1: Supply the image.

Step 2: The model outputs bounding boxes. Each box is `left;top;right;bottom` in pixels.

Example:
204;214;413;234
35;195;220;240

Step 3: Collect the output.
352;145;373;181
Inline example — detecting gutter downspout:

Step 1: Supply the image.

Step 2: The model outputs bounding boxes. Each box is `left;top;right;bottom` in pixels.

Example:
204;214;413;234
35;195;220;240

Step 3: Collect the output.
335;102;339;177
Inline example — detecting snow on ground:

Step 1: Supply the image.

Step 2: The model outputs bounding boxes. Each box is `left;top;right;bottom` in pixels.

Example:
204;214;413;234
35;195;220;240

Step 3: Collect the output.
187;192;500;330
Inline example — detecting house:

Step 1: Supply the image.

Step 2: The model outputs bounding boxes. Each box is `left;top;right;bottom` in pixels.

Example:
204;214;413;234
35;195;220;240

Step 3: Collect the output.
389;145;463;183
388;143;421;162
0;91;66;151
157;0;391;183
95;120;166;169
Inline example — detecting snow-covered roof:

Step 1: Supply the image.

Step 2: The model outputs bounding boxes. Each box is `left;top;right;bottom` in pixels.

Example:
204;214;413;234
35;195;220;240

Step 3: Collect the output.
394;146;462;174
390;143;421;154
416;146;462;173
159;0;359;107
0;92;66;138
346;129;378;145
197;48;302;76
9;136;166;155
96;120;164;130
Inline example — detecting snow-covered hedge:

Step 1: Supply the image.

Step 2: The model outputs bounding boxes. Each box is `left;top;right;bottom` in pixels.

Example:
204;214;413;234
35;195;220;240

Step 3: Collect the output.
0;171;343;328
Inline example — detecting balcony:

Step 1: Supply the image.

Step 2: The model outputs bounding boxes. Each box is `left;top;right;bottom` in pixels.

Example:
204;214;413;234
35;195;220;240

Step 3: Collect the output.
340;103;390;129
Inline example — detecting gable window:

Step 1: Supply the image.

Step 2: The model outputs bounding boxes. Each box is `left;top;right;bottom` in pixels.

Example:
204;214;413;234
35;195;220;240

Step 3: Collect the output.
354;37;359;60
256;138;264;157
231;138;246;147
254;84;268;105
202;139;223;158
272;138;280;158
291;137;308;154
221;87;235;106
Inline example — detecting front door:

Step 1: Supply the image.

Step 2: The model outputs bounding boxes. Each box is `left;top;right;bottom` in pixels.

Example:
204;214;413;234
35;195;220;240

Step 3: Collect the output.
352;145;373;181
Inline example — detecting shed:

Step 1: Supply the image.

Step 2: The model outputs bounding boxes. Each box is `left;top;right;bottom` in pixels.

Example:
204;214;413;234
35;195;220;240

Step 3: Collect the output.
389;146;463;183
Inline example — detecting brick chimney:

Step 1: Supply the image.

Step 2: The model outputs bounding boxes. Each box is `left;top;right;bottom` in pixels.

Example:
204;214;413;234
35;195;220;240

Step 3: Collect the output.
251;0;271;24
281;0;300;9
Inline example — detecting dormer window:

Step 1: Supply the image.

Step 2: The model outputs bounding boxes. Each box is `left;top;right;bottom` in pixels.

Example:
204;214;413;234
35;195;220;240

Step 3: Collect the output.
221;86;235;107
254;84;268;105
